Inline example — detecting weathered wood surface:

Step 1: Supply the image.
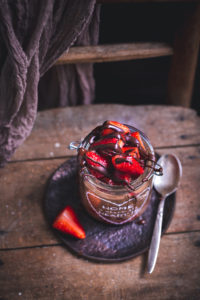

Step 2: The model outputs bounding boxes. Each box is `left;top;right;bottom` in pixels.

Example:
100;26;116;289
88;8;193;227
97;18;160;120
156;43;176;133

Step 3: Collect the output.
0;232;200;300
56;43;173;64
12;105;200;161
0;146;200;249
0;158;66;249
167;3;200;107
1;105;200;300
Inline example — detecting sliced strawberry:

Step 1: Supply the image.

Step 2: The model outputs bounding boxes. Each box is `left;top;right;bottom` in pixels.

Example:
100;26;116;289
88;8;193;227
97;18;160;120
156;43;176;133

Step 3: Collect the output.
85;151;109;178
90;138;124;153
85;151;109;168
131;131;145;151
114;170;132;184
104;120;130;134
101;172;131;185
122;147;140;159
90;137;117;148
53;206;86;239
101;176;118;186
101;128;115;136
88;169;104;179
112;155;144;177
118;139;125;148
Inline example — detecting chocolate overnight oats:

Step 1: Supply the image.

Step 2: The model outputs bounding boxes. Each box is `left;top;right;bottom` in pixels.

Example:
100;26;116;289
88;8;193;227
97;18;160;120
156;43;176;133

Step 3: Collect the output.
74;120;162;225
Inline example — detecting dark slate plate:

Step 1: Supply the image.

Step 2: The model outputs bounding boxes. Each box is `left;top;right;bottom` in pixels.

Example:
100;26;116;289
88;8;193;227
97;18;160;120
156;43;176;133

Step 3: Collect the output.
44;157;176;262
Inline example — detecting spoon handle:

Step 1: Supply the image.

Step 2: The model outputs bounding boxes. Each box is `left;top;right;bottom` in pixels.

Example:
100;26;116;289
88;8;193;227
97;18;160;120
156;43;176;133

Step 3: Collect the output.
147;195;166;273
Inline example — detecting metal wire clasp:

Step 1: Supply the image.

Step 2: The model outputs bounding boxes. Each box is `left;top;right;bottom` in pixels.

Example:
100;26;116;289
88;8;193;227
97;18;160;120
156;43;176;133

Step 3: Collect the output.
68;141;81;150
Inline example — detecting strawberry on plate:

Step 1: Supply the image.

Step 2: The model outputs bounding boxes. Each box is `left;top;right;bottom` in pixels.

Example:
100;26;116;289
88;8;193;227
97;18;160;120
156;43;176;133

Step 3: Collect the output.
112;155;144;178
53;206;86;239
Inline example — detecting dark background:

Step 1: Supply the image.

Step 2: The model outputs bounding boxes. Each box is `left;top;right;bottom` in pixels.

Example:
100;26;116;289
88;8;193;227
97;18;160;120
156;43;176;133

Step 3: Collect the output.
94;2;200;113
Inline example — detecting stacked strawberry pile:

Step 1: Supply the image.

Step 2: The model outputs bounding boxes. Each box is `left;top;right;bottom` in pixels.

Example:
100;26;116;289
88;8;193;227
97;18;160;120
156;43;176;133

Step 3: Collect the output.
81;120;147;186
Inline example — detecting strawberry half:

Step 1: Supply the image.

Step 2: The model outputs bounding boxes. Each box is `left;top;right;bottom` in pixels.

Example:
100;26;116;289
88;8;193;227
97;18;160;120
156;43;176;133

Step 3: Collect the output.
89;169;104;179
53;206;86;239
101;128;115;136
131;132;146;151
85;150;109;178
112;155;144;177
122;147;140;159
114;170;132;184
104;120;130;134
90;138;124;153
101;176;118;186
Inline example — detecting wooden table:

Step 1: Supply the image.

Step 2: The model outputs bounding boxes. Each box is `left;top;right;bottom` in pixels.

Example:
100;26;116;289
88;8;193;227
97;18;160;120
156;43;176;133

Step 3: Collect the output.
0;104;200;300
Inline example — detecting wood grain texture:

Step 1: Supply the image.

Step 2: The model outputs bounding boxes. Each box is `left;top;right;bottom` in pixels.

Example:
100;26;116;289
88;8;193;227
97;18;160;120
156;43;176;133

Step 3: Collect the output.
0;232;200;300
12;105;200;161
0;147;199;249
56;43;173;64
1;104;200;300
0;158;66;249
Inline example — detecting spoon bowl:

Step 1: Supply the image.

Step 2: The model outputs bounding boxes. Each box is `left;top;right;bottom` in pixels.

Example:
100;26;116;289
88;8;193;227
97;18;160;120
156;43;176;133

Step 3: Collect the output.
147;154;182;273
153;154;182;197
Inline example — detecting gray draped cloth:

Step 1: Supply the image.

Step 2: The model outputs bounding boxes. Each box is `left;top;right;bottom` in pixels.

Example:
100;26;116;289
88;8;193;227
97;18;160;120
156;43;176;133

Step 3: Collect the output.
0;0;100;166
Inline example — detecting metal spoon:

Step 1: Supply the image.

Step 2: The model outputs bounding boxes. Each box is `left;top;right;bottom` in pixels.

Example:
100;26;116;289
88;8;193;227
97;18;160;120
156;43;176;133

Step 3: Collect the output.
147;154;182;273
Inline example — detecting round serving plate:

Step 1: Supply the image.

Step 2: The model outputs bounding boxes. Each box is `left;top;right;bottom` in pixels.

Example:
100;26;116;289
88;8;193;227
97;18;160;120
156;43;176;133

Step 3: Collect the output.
44;157;175;262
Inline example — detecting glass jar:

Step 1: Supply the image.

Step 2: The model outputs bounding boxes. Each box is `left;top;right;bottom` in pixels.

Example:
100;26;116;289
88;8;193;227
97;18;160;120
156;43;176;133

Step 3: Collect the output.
71;125;162;225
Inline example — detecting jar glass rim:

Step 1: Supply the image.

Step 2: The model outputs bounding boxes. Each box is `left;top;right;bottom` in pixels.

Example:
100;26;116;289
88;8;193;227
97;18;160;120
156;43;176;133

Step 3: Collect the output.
80;124;155;192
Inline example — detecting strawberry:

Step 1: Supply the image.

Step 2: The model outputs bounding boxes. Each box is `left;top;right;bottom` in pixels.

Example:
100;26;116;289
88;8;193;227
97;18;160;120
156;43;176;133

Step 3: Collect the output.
89;169;104;179
114;170;132;184
101;172;131;185
101;128;115;136
90;138;124;153
122;147;140;159
131;131;145;151
53;206;86;239
104;120;130;134
85;151;109;167
101;176;118;186
112;155;144;177
118;139;125;148
85;151;109;178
